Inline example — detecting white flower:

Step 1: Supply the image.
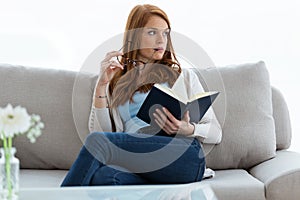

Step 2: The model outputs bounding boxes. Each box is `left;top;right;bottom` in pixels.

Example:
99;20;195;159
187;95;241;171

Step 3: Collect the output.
31;114;41;122
0;104;44;197
0;104;31;138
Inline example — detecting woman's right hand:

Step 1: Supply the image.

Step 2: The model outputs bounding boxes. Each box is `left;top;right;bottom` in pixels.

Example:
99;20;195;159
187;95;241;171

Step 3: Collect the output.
97;51;124;87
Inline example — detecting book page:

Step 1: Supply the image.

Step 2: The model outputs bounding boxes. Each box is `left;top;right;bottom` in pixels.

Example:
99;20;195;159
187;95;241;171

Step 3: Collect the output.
154;84;187;104
155;73;208;104
171;74;189;103
189;91;219;102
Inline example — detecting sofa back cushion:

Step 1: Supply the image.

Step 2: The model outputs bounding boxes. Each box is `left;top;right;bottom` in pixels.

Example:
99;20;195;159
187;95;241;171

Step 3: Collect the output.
0;62;291;170
194;61;276;169
0;64;94;169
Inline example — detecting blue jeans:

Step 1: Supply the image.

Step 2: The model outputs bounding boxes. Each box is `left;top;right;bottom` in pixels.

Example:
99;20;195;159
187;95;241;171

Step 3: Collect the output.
61;132;205;186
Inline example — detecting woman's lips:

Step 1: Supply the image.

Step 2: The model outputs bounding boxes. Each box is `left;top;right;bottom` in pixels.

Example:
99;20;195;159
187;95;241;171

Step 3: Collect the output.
154;47;164;52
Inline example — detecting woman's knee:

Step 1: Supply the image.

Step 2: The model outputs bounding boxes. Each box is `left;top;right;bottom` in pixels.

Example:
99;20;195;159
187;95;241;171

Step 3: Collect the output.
85;132;121;147
85;132;111;149
84;132;112;164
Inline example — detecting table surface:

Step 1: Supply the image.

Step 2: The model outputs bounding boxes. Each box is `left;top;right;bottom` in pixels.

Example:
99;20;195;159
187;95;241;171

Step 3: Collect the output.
19;183;217;200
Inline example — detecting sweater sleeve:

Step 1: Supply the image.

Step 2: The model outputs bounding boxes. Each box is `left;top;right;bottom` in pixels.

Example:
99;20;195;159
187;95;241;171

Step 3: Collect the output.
88;83;113;133
88;106;113;133
191;108;222;144
185;69;222;144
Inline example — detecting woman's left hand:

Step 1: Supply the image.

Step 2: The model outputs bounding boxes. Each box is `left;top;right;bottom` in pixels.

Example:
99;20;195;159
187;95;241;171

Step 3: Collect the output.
153;107;194;136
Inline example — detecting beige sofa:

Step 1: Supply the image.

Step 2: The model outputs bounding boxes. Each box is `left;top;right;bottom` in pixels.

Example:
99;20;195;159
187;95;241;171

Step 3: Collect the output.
1;61;300;200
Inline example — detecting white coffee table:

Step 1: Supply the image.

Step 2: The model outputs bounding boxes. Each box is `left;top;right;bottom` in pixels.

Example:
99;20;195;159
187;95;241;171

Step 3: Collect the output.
19;183;217;200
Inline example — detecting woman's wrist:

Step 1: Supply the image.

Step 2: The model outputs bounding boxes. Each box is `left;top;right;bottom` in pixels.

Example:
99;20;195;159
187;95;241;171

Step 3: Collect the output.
95;82;108;95
94;94;109;108
188;123;195;135
97;78;109;87
94;80;109;108
96;95;107;98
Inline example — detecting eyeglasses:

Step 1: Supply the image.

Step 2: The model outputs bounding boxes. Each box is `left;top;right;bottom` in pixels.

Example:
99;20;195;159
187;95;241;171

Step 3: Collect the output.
116;41;148;70
116;55;146;68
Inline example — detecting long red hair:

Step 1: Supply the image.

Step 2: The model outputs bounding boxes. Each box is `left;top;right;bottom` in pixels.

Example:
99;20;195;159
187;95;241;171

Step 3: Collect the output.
109;4;181;107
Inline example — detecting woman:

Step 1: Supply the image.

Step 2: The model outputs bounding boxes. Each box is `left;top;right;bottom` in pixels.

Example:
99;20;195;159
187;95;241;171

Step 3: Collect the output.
61;4;222;186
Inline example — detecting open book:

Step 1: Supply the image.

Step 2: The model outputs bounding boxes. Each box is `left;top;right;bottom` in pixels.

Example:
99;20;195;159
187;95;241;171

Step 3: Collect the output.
136;75;219;125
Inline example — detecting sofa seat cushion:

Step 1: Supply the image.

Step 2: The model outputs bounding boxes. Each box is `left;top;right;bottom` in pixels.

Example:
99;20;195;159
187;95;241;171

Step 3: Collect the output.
20;169;68;188
203;169;265;200
20;169;265;200
250;150;300;200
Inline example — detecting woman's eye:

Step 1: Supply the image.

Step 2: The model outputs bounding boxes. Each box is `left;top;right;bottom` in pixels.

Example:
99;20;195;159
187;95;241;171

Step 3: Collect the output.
148;30;156;35
163;31;170;36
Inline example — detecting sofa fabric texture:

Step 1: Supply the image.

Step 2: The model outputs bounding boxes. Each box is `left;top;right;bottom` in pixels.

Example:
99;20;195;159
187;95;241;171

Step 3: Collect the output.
0;64;87;169
195;61;276;169
0;62;288;170
250;150;300;200
0;62;299;200
271;88;292;150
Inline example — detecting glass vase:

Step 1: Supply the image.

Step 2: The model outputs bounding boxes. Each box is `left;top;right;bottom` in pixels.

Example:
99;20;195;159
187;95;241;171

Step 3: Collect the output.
0;147;20;200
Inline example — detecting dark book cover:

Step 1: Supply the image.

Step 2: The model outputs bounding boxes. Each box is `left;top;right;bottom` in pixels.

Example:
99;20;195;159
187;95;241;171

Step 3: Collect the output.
136;86;219;126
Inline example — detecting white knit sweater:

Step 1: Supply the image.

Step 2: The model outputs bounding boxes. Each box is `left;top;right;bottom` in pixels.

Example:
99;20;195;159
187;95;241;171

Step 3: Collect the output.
89;68;222;144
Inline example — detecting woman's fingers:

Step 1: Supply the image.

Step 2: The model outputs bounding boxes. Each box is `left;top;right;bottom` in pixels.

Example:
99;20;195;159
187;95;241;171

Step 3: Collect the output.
153;108;193;136
154;118;173;135
153;113;166;129
108;60;124;70
101;61;122;73
102;51;123;62
162;107;179;124
98;51;125;84
160;108;180;130
182;111;190;123
153;108;179;134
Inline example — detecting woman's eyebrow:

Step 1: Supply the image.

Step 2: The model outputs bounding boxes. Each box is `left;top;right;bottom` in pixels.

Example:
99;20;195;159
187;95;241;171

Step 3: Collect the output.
145;27;170;30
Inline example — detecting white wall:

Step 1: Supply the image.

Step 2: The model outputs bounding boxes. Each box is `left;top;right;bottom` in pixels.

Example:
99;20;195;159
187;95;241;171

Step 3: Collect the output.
1;0;299;152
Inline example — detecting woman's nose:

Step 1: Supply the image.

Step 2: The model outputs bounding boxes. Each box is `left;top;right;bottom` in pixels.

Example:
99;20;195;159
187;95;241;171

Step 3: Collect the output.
156;32;166;44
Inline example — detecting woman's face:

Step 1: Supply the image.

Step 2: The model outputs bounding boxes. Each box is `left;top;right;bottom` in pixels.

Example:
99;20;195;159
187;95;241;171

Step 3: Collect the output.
138;15;170;63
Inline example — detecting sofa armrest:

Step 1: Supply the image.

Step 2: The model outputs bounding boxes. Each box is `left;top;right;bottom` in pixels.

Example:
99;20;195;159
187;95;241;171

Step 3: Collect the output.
249;150;300;200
